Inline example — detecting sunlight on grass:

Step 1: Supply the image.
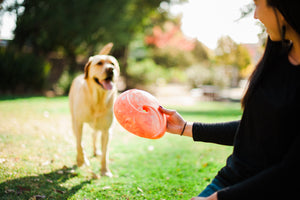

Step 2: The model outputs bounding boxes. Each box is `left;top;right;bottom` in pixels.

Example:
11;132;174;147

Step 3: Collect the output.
0;97;242;199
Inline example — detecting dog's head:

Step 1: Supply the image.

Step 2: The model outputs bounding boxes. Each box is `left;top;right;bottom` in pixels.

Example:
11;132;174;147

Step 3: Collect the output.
84;43;120;90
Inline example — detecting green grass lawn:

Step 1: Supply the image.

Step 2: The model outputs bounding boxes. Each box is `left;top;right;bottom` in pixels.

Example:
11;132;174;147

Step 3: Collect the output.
0;96;242;199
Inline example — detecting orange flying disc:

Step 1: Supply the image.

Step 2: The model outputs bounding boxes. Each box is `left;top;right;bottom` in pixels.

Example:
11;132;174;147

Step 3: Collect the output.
114;89;166;139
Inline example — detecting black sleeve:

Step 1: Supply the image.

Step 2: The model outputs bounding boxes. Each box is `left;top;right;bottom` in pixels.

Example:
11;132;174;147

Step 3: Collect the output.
192;120;240;146
217;135;300;200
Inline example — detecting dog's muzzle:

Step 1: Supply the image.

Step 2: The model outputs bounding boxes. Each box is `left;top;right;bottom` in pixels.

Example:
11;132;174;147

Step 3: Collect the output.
93;67;114;90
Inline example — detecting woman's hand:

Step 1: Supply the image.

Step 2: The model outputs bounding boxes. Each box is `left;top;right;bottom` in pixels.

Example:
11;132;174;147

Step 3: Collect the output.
159;106;193;137
190;192;218;200
159;106;186;135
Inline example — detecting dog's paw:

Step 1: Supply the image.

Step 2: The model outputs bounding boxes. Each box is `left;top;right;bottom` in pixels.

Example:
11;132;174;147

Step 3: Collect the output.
101;170;113;178
77;157;90;167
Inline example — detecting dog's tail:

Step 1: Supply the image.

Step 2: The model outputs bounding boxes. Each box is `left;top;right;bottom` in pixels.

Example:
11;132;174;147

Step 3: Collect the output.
99;43;114;55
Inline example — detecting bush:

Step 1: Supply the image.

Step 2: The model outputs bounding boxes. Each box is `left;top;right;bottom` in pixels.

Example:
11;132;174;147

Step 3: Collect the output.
53;70;82;95
127;59;170;86
0;48;51;93
187;64;230;88
151;46;196;69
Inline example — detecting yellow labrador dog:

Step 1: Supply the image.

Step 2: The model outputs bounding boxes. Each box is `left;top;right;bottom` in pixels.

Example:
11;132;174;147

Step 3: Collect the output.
69;43;119;177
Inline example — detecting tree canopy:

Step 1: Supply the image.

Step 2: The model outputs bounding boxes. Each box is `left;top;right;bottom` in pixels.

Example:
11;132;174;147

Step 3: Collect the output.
215;36;251;71
6;0;185;71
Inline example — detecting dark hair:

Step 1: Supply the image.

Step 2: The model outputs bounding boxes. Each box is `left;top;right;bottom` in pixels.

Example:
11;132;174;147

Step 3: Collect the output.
241;0;292;108
266;0;276;7
241;38;277;108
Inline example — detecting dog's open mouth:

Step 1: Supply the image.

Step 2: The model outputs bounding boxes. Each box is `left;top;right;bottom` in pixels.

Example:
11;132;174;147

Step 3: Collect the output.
94;76;114;90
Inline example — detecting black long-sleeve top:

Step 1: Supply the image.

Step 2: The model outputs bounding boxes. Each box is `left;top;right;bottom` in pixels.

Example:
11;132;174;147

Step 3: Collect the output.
192;40;300;200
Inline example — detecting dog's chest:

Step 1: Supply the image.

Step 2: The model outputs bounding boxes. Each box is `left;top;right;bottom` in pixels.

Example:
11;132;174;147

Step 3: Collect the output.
87;94;114;130
89;89;114;116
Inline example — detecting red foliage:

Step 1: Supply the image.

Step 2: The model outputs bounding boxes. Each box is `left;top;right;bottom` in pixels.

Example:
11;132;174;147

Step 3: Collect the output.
145;22;196;51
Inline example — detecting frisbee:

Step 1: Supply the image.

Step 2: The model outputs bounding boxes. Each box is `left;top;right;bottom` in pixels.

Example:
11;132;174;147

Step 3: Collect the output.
114;89;166;139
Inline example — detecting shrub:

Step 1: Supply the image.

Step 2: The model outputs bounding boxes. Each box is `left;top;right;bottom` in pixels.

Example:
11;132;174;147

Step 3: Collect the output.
127;59;170;86
0;48;51;93
53;70;82;95
151;46;196;69
187;64;231;88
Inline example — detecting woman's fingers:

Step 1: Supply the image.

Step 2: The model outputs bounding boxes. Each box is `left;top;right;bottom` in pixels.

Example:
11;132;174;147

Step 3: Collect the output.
159;106;176;115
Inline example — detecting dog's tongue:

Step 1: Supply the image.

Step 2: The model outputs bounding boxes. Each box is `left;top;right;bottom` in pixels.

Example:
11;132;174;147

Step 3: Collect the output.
100;80;113;90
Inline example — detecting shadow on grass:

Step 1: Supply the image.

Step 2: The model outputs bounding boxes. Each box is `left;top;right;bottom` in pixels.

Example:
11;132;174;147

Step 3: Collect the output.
0;166;91;200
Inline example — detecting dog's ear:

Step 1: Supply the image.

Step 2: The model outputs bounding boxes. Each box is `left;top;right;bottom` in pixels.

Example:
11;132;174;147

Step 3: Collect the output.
99;43;113;55
84;60;91;79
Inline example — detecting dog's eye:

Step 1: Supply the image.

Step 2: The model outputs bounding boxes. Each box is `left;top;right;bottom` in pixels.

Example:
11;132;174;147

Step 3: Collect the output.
97;61;104;65
109;62;115;66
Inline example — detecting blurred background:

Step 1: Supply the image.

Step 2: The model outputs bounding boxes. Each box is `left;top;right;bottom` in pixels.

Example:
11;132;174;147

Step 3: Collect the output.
0;0;266;101
1;2;263;198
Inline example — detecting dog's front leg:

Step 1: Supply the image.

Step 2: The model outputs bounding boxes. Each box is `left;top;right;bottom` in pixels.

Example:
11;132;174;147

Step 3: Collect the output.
101;129;112;177
73;122;90;167
93;130;102;157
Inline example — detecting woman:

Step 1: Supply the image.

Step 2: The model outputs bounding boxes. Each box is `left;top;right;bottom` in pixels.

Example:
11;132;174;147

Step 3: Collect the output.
159;0;300;199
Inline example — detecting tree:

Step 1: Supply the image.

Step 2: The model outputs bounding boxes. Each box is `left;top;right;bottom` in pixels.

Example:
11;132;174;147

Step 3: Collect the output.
215;36;251;86
215;36;238;66
216;36;251;70
145;20;210;69
145;21;195;51
5;0;186;81
145;20;197;69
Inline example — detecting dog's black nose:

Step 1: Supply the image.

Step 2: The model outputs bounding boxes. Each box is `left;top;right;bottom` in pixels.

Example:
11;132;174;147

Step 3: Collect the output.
106;67;114;73
106;67;114;78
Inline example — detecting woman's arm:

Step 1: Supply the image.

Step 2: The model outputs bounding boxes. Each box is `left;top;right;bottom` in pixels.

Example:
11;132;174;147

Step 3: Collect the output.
159;106;240;145
193;121;239;146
